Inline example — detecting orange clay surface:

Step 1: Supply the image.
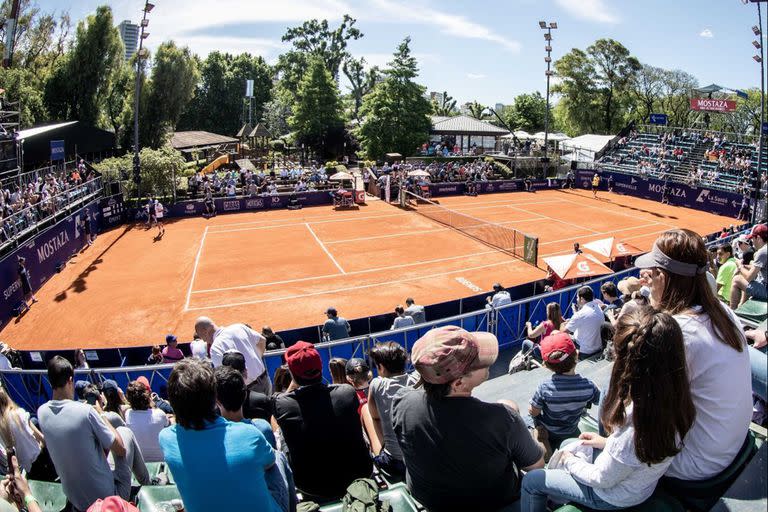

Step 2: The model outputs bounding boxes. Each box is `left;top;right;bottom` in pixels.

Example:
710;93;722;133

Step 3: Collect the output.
1;189;735;350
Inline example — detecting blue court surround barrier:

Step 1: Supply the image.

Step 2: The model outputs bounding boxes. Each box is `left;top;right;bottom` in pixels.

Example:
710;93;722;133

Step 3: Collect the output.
0;268;639;412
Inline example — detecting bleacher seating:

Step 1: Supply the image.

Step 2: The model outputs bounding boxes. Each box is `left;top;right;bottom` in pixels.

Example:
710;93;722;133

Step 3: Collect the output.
598;128;768;193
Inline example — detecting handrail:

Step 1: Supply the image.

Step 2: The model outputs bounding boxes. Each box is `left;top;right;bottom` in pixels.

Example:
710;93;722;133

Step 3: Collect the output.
0;177;102;251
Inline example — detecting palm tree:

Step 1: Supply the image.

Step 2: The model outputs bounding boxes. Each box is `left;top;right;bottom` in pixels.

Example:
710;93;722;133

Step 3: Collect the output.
467;101;488;120
432;91;458;116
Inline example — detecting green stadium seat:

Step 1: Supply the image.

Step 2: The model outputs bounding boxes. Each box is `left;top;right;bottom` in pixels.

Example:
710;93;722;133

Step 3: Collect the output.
136;485;183;512
735;299;767;325
27;480;67;512
552;488;684;512
318;483;421;512
661;431;758;512
578;415;599;435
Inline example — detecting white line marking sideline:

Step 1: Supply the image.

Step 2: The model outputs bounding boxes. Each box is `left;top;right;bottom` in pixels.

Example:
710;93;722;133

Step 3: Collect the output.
305;222;346;274
184;226;209;311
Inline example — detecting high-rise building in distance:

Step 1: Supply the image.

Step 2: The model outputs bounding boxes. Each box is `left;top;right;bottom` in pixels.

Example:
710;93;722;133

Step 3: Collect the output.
118;20;139;61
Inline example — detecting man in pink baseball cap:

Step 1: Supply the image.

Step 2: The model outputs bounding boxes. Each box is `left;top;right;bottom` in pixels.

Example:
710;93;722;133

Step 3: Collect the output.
392;326;544;511
728;223;767;308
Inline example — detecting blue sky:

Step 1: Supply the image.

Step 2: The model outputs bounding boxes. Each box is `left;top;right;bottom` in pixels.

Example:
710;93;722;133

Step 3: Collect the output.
39;0;766;106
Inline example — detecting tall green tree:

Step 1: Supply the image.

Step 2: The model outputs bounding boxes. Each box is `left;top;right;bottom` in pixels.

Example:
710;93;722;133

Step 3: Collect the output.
658;69;698;128
0;0;70;126
144;41;199;147
552;48;600;134
43;5;123;126
289;56;344;158
506;92;547;132
629;64;664;124
178;51;271;135
276;14;362;97
430;90;457;117
342;56;379;123
588;39;641;132
357;37;431;159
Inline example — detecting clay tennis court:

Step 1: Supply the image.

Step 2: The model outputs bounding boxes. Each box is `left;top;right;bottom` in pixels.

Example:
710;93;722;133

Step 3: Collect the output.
1;188;735;350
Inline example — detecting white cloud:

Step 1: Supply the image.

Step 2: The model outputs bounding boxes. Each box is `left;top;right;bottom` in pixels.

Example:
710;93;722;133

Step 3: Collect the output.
699;28;714;39
467;73;486;80
555;0;619;24
368;0;521;52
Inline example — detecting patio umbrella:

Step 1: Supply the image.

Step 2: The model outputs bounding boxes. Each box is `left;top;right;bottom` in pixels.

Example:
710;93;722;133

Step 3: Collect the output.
543;253;613;280
582;237;644;260
329;171;354;181
407;170;431;177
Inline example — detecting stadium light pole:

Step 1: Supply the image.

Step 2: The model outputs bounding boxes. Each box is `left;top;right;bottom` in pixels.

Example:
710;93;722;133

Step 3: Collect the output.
133;1;154;208
744;0;766;224
539;21;557;177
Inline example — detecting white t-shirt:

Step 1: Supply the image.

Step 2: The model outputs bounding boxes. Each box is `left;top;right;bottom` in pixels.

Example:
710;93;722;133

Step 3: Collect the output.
565;300;604;356
564;409;672;507
210;324;266;385
0;353;12;369
486;290;512;309
7;408;41;472
190;339;208;360
666;305;752;480
125;408;169;463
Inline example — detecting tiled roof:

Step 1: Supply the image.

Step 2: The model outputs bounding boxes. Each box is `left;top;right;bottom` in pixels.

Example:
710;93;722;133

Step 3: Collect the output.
430;115;509;135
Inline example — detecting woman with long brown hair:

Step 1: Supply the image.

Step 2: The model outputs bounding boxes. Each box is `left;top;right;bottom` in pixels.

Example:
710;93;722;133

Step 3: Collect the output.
523;302;565;360
635;228;751;482
521;307;696;511
0;386;44;474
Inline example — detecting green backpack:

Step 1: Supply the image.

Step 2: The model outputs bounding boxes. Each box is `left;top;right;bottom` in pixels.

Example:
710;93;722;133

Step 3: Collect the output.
341;478;392;512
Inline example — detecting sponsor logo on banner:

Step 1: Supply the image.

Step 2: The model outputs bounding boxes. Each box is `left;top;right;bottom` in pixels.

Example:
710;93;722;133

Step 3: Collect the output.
271;196;281;204
36;230;71;264
185;204;196;214
630;178;638;185
438;186;458;193
499;182;518;191
3;280;21;301
577;262;591;273
649;183;686;198
245;198;264;209
222;200;241;211
696;189;729;207
690;98;736;112
616;181;638;192
616;243;628;254
486;184;495;192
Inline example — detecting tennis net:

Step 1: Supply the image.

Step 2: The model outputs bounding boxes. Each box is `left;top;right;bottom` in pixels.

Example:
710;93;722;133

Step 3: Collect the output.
403;190;539;267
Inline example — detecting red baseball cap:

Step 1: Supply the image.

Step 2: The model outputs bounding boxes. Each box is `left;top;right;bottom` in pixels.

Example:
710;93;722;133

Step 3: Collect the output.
86;496;140;512
746;223;767;241
285;341;322;381
411;325;498;384
135;376;150;391
540;332;576;363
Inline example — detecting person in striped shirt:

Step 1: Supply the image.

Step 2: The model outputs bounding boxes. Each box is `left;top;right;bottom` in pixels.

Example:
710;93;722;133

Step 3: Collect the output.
529;332;601;460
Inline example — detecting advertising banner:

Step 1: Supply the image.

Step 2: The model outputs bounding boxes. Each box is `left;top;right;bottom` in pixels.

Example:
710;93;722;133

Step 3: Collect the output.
166;191;334;217
579;169;744;218
0;201;98;330
689;98;737;112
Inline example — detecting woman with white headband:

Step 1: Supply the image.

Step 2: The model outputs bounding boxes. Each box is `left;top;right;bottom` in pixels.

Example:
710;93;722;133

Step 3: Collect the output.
634;229;751;488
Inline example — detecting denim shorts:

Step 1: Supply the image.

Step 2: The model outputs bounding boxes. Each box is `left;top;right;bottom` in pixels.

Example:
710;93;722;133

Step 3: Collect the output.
746;280;767;301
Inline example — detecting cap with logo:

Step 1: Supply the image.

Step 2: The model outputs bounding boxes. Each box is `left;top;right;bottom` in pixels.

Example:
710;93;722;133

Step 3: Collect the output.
540;332;577;363
746;224;767;241
285;341;322;381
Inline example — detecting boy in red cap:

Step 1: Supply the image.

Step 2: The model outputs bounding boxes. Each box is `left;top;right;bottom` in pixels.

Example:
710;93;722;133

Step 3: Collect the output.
729;223;767;308
529;332;601;460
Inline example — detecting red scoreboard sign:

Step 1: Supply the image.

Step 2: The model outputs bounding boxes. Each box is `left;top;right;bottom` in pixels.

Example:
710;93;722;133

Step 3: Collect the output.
690;98;737;112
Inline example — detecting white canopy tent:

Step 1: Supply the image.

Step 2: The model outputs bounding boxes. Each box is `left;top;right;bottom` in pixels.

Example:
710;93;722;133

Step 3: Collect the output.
560;134;614;162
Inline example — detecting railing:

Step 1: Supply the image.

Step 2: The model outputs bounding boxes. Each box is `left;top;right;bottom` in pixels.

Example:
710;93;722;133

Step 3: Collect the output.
0;267;639;412
0;176;103;253
635;124;762;146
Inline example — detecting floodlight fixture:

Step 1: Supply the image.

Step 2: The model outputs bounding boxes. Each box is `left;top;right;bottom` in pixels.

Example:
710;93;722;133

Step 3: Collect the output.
141;32;150;39
550;22;558;29
141;18;149;27
545;56;552;63
145;3;155;12
753;25;761;36
754;55;763;63
754;40;762;49
138;47;149;58
539;21;547;29
544;33;552;41
545;70;555;76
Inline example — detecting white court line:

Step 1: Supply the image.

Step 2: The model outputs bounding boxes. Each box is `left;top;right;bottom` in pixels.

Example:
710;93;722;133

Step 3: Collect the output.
192;248;502;294
325;228;449;244
502;201;603;235
184;226;209;311
305;223;346;274
555;195;679;228
187;257;530;311
537;222;664;246
207;212;413;234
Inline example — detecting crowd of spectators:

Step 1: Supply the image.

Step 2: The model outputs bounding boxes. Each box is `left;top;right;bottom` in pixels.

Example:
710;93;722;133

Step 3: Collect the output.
1;161;99;246
0;225;765;511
